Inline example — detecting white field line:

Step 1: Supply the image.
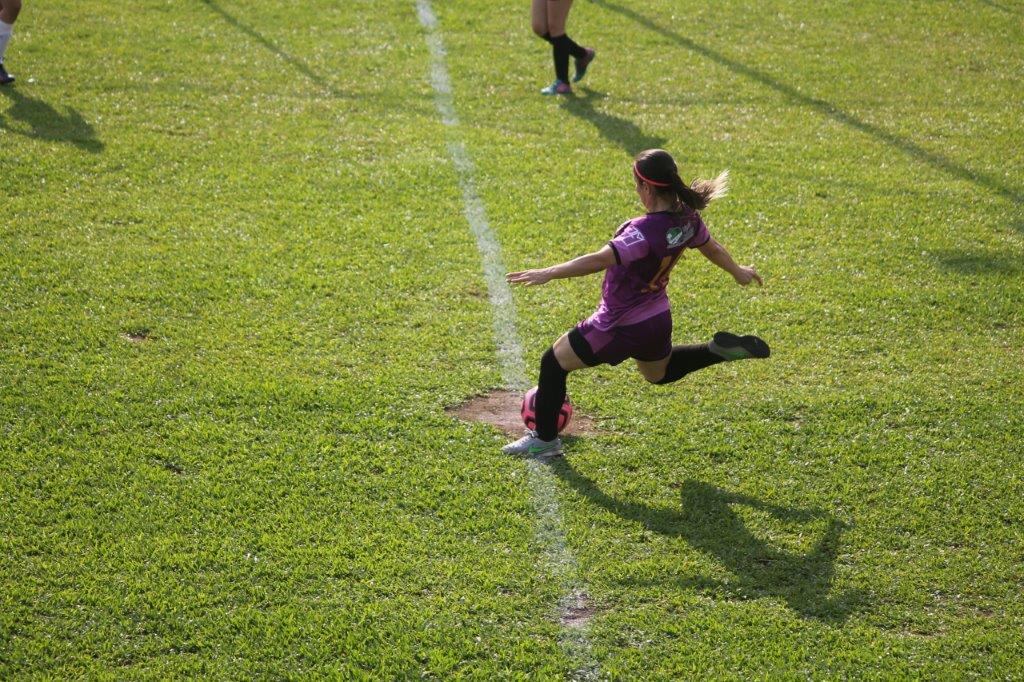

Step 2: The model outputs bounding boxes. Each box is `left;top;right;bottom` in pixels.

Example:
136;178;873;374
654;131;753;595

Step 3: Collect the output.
414;1;597;677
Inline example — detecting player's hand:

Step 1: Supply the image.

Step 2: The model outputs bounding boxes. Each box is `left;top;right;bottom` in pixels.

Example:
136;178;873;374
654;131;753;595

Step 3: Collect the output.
734;265;763;286
506;268;553;286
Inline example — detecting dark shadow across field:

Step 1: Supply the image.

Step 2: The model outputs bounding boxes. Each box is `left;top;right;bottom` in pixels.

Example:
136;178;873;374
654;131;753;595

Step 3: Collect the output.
560;89;667;156
976;0;1022;14
0;87;103;152
199;0;355;100
587;0;1023;205
548;459;866;623
932;249;1023;275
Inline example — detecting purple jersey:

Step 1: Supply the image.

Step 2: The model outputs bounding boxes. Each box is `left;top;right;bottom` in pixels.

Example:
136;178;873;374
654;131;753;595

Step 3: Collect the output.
587;209;710;331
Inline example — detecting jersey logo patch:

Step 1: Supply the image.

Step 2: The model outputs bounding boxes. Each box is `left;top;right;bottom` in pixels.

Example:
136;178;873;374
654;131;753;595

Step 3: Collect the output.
666;223;695;247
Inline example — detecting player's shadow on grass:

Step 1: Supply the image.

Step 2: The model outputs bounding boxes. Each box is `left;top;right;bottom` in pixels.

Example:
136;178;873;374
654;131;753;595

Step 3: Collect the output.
561;89;667;156
0;88;103;153
932;249;1022;275
548;458;865;623
587;0;1023;206
976;0;1022;14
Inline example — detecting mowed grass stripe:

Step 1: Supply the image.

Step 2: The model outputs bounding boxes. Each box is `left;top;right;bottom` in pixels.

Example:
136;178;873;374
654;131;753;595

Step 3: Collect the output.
2;0;579;676
414;1;598;677
436;0;1023;677
1;0;1022;678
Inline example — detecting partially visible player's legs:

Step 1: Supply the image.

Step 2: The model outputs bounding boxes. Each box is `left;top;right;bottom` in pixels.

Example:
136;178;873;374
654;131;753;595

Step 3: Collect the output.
503;332;587;457
0;0;21;85
540;0;584;95
640;332;770;385
531;0;562;93
530;0;551;40
546;0;594;84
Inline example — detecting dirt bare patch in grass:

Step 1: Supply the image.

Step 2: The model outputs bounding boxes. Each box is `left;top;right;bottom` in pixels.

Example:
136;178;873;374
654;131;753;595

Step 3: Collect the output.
121;328;153;343
151;457;184;475
448;389;603;436
559;589;596;629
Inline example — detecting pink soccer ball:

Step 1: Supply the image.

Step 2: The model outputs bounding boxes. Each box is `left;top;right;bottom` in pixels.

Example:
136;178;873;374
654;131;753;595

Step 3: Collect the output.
521;386;573;434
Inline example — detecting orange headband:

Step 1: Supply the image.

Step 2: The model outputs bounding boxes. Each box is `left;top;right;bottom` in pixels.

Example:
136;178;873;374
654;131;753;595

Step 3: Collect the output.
633;163;672;188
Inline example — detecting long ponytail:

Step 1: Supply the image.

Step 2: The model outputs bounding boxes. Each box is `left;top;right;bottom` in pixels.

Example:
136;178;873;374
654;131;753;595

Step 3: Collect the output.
634;149;728;212
672;170;729;211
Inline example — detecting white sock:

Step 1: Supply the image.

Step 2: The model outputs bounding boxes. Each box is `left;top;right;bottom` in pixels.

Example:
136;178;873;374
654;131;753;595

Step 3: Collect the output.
0;21;13;65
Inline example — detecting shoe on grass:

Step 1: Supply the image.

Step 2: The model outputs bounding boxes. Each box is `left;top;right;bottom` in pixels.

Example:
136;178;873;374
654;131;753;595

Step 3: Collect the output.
541;79;572;96
708;331;771;360
0;63;14;86
573;48;596;82
502;430;564;458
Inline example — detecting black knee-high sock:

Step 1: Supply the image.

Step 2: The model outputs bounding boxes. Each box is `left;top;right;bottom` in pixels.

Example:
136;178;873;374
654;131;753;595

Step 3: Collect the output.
550;34;571;82
540;31;554;44
535;347;568;441
656;344;725;385
556;33;587;60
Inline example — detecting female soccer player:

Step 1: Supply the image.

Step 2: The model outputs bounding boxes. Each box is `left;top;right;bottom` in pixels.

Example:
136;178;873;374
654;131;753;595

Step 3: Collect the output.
0;0;22;85
530;0;595;95
504;149;769;457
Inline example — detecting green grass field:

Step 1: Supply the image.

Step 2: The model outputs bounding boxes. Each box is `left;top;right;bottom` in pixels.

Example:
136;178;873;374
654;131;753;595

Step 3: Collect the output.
2;0;1023;677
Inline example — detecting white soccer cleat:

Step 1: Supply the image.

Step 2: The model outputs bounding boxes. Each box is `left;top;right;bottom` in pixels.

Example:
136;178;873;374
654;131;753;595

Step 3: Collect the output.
502;430;564;458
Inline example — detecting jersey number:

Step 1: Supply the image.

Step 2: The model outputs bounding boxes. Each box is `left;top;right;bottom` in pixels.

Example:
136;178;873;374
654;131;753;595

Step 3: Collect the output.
642;253;682;293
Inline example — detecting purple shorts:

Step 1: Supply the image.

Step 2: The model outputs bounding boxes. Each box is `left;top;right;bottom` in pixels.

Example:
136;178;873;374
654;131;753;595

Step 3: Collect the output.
569;310;673;367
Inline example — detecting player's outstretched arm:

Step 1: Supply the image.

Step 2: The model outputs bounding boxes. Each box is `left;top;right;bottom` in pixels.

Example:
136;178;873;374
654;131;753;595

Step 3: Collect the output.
697;238;763;286
506;245;617;286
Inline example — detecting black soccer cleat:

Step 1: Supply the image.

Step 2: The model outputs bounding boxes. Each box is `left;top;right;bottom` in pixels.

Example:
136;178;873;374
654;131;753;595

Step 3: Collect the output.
0;63;14;86
709;331;771;361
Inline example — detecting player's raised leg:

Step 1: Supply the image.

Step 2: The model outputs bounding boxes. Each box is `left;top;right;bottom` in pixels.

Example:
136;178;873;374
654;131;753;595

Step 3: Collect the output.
637;332;770;385
708;331;771;361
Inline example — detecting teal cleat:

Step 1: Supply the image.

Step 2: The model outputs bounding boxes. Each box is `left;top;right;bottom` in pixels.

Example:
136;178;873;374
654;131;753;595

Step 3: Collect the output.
541;79;572;96
573;48;596;83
